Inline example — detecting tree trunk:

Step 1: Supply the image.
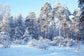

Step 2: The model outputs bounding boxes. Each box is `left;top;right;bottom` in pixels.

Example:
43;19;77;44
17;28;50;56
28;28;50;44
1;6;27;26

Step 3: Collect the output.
51;22;54;40
64;23;67;38
59;20;61;36
32;20;33;39
45;12;48;39
46;24;48;39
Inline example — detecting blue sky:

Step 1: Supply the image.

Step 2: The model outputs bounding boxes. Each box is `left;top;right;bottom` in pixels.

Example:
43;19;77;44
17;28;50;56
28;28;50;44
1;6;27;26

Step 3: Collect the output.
0;0;78;17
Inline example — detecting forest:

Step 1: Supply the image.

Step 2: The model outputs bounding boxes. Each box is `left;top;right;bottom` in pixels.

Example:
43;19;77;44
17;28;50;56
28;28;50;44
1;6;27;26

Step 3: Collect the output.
0;0;84;56
0;0;83;50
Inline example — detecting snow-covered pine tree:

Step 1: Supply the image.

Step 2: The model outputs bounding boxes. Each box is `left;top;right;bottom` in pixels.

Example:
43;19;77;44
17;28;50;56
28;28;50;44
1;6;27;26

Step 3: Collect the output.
14;13;25;40
0;4;10;20
0;9;11;48
73;9;81;40
38;2;52;39
25;12;37;39
23;27;32;43
78;0;84;40
54;1;70;38
0;5;10;42
73;9;81;51
9;16;16;41
48;11;55;40
53;1;61;37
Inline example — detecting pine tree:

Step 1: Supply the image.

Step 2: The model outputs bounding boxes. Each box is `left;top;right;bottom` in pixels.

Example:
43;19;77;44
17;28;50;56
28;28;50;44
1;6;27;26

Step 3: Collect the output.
15;13;25;40
78;0;84;40
0;10;11;48
23;27;32;43
73;9;81;40
54;1;62;37
9;16;16;41
48;11;55;40
54;1;70;38
38;2;52;39
0;4;10;20
25;12;37;39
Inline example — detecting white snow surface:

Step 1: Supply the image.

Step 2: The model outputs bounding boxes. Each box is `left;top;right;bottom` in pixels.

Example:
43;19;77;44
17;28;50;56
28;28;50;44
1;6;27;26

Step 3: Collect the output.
0;44;84;56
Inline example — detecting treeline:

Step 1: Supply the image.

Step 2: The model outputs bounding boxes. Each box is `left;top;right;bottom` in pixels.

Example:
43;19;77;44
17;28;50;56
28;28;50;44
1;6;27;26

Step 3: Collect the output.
0;1;81;48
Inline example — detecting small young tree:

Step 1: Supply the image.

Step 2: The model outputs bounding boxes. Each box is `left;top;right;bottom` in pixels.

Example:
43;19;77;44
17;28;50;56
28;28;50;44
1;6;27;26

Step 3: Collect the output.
23;27;32;43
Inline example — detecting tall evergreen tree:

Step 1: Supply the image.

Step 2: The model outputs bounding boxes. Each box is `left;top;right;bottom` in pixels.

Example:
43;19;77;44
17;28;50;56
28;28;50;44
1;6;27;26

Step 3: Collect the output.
25;12;37;39
38;2;52;39
0;10;11;48
14;13;25;40
72;9;81;40
78;0;84;40
54;1;70;38
0;4;10;20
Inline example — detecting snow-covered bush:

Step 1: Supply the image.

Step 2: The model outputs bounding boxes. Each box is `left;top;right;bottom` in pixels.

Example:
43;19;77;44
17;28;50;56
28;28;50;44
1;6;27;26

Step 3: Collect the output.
13;40;20;44
2;40;11;48
38;36;44;41
37;36;50;49
38;40;49;50
62;38;75;47
0;44;3;48
50;36;64;46
39;36;51;45
28;39;38;47
28;36;50;50
13;39;24;44
50;36;76;47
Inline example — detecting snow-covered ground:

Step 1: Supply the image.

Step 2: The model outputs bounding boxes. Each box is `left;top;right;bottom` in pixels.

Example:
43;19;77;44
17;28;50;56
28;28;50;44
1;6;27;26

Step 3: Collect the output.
0;44;84;56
